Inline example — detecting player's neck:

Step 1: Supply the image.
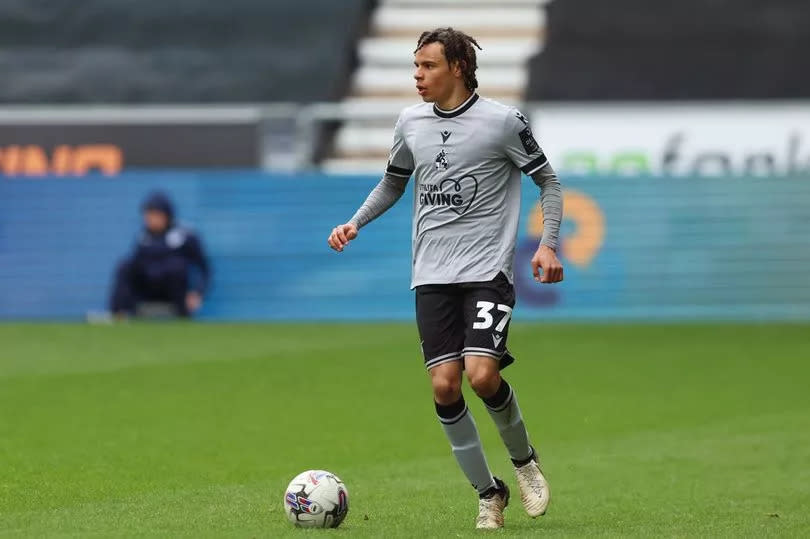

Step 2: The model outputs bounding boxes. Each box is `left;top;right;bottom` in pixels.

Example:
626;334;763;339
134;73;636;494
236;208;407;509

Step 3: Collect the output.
435;89;475;112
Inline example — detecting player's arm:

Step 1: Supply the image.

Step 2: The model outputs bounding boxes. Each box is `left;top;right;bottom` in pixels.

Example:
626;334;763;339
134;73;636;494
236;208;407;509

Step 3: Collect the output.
328;112;414;252
328;172;409;252
501;108;564;283
529;163;564;283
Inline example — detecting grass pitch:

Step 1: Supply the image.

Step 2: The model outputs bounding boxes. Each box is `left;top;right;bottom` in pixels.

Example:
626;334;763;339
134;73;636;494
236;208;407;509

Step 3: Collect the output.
1;323;809;537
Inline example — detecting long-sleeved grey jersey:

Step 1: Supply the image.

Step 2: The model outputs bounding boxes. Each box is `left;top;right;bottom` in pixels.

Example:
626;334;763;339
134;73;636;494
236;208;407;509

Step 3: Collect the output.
350;93;561;288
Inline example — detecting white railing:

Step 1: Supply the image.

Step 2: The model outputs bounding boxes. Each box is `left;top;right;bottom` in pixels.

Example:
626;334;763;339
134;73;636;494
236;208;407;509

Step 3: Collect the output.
0;102;429;172
4;100;809;176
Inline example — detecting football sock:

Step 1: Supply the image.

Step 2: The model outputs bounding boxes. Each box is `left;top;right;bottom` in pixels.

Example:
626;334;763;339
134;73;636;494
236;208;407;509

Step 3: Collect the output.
479;477;508;500
435;396;497;495
482;378;533;463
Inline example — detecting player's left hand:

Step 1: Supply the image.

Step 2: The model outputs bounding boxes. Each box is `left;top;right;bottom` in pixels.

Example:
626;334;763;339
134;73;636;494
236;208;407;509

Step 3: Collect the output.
327;223;358;252
186;291;203;312
531;245;564;283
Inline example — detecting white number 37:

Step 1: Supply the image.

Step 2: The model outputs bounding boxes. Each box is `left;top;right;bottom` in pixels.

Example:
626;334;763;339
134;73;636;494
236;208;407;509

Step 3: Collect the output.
472;301;513;332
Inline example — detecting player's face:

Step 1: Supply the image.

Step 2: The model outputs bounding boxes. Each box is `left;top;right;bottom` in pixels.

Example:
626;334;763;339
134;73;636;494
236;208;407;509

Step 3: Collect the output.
413;42;461;103
143;209;169;234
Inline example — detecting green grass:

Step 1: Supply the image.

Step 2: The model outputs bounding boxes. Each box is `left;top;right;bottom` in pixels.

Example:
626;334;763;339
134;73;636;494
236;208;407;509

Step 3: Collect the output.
1;323;809;537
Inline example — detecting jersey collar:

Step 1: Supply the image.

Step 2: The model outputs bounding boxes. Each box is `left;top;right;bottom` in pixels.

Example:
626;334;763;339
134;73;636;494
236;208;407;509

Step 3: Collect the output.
433;93;479;119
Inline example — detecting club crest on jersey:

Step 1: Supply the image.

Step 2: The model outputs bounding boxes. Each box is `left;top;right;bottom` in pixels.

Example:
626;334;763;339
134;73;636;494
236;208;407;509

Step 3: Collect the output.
418;175;478;215
434;149;449;171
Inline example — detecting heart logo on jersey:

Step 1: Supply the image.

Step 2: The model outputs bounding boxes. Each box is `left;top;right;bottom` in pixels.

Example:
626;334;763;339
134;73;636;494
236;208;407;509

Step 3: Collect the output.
439;175;478;215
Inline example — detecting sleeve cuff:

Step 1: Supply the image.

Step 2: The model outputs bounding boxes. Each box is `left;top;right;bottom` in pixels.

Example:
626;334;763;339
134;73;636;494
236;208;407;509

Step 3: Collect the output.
385;163;413;177
520;154;549;175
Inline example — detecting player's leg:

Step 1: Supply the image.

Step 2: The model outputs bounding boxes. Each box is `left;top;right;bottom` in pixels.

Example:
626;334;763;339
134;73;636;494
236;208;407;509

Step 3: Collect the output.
162;258;190;317
454;355;512;528
416;284;506;528
430;361;497;495
465;354;548;517
466;355;531;464
462;273;550;518
109;259;138;317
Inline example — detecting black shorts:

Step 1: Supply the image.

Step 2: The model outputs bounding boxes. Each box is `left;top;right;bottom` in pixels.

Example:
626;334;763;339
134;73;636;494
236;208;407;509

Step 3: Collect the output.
415;272;516;371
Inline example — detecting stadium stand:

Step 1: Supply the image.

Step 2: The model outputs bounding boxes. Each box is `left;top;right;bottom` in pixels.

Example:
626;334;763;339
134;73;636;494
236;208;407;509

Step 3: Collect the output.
324;0;550;173
0;0;372;103
530;0;810;100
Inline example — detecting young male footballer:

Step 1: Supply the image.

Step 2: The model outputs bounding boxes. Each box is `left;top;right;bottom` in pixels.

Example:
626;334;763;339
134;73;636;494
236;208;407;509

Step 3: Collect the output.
327;27;563;529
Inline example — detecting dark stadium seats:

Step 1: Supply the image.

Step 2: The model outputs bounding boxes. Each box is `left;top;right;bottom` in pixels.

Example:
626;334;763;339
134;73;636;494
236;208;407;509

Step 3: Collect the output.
0;0;373;103
528;0;810;100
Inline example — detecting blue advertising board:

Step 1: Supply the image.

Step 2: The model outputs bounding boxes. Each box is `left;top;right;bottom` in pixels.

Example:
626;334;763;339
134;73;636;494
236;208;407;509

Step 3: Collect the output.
1;172;809;321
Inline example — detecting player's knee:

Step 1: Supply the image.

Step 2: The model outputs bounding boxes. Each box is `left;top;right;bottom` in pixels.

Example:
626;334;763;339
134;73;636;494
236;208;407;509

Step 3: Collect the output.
466;362;501;398
431;374;461;404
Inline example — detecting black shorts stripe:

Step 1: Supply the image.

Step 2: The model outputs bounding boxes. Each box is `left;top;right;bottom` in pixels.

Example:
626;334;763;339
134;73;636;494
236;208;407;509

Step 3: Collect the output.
386;164;413;177
520;154;548;175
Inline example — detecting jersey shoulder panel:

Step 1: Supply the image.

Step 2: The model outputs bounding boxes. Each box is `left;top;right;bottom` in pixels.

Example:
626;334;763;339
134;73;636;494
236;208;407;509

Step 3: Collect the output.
398;102;433;124
475;97;516;120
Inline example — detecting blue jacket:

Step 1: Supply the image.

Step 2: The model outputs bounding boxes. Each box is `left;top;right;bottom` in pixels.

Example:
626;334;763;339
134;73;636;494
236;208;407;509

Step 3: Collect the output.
132;192;210;294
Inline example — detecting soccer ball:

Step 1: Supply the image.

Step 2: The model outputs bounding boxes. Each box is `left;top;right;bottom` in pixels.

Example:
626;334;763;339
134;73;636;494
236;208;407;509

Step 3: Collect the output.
283;470;349;528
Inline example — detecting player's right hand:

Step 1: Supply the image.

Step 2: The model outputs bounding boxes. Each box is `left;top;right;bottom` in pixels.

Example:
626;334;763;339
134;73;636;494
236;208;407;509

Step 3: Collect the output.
327;223;358;252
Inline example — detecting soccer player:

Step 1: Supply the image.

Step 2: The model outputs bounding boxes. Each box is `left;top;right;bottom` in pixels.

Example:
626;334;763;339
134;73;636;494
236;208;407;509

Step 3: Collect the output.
327;27;563;529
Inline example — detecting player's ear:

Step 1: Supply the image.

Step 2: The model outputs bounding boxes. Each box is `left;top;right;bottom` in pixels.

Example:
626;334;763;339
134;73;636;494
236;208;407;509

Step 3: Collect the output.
451;59;464;79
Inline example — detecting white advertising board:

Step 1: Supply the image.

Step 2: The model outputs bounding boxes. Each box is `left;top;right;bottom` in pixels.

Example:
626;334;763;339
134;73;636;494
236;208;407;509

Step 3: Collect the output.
530;102;810;176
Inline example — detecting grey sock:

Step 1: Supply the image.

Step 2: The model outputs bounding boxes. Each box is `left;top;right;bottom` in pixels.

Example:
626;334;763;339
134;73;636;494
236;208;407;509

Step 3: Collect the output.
436;396;497;494
483;379;533;463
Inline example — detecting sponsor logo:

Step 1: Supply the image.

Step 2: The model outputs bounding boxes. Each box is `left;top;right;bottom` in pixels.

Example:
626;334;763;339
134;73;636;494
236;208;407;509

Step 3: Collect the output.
286;492;321;514
532;105;810;177
519;127;540;154
559;133;810;176
418;176;478;215
0;144;122;176
298;496;320;514
165;229;187;249
441;130;452;143
492;334;503;347
516;189;606;307
285;491;300;510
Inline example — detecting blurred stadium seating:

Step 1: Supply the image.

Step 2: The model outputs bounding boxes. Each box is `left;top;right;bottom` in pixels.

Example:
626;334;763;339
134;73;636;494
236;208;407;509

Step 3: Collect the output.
0;0;371;103
530;0;810;100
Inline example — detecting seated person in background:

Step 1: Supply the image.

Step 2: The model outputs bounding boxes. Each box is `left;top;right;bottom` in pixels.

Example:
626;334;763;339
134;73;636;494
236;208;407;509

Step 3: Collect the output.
109;191;210;318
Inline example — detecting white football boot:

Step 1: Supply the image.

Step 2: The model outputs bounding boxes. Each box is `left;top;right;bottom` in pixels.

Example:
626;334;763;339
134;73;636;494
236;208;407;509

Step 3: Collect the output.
514;447;550;517
475;477;510;529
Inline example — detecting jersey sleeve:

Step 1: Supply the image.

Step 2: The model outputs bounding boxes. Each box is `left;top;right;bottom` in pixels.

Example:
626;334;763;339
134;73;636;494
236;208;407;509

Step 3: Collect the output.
384;113;415;178
502;108;549;176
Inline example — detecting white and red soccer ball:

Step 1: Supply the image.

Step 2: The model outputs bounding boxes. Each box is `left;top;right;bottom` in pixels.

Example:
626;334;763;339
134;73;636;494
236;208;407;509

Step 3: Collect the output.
283;470;349;528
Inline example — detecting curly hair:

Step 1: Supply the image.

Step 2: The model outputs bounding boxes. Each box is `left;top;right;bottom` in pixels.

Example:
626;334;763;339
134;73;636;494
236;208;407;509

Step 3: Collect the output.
415;27;482;92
